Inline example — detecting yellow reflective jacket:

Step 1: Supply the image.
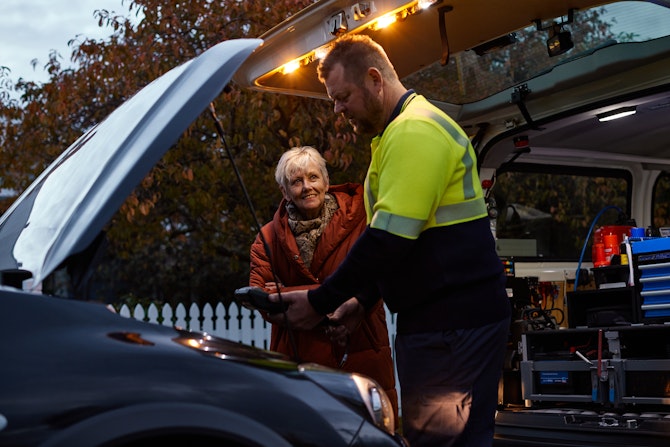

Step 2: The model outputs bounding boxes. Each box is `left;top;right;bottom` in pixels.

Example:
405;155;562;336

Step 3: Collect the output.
365;93;487;239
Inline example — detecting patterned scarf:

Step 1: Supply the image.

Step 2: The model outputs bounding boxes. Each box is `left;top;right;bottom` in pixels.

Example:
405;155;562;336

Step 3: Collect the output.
286;193;339;268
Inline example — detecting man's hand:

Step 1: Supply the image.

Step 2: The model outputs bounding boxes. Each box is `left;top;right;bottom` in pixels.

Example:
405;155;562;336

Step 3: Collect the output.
267;290;324;330
326;298;365;346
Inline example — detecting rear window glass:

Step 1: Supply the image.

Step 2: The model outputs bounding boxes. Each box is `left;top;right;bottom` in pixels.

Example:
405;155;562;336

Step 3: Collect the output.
653;172;670;235
404;1;670;104
490;164;631;260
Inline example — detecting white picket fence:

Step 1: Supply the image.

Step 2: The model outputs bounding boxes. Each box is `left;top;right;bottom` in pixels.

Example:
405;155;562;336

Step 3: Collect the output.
115;300;398;354
115;301;276;350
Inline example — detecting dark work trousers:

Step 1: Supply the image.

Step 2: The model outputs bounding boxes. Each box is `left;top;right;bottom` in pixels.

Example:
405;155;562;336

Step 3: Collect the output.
396;317;510;447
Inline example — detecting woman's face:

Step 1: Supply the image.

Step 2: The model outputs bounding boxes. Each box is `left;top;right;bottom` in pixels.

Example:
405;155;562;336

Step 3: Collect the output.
283;161;328;220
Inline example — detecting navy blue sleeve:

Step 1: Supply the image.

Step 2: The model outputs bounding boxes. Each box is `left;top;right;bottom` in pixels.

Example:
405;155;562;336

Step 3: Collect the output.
308;227;413;314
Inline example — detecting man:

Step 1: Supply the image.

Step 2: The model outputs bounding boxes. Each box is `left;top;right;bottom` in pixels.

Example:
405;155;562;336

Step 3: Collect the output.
269;34;511;447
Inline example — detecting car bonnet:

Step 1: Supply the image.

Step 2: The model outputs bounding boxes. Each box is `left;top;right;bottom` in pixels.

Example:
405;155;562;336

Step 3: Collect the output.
0;38;262;290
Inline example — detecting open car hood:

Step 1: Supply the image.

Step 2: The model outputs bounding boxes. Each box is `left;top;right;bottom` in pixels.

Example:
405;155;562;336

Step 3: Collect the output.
0;38;262;290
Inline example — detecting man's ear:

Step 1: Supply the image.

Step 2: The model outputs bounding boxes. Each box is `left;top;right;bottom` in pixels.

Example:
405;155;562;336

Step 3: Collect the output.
367;67;383;90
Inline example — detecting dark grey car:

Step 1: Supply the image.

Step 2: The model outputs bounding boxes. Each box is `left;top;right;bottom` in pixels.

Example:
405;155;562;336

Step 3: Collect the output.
0;38;404;447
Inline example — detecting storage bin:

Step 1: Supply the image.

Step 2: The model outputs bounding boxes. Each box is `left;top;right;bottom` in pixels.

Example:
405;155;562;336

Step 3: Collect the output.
631;238;670;323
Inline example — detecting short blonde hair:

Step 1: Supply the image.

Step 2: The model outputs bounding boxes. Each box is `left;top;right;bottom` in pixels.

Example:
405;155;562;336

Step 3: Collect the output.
275;146;329;191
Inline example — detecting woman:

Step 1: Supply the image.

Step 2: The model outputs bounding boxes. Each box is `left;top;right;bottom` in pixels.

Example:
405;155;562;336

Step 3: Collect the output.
249;146;398;422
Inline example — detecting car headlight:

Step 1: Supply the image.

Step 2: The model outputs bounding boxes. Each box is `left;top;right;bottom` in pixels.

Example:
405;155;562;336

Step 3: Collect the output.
300;366;395;434
351;373;395;433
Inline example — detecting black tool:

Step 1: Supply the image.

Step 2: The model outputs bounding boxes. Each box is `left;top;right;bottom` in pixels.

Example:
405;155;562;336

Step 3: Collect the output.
234;286;288;314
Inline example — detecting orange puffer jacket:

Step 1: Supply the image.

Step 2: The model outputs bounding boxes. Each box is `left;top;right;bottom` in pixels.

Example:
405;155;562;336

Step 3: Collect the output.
249;183;398;422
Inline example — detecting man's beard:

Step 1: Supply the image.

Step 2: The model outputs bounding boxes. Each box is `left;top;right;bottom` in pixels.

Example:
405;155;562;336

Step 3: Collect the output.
350;87;384;136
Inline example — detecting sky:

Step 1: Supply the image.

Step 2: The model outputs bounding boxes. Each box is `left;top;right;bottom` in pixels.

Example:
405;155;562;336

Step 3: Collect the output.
0;0;137;84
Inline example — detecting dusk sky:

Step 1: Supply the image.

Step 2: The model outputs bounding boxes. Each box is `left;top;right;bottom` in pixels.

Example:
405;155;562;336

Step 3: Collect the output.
1;0;136;84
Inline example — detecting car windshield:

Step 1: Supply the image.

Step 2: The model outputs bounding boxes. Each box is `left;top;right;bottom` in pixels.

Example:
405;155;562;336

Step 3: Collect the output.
404;1;670;105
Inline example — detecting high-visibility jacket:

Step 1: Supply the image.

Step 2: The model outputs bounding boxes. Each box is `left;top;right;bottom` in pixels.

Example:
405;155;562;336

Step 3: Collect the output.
309;92;510;334
365;92;488;237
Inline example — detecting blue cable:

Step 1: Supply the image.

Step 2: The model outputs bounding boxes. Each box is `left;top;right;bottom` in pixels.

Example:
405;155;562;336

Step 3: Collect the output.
574;205;623;291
